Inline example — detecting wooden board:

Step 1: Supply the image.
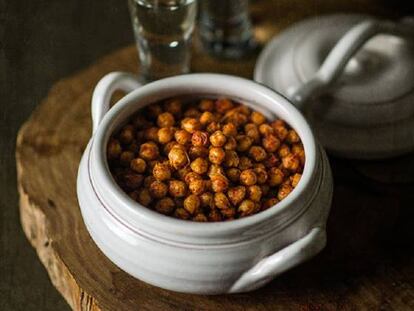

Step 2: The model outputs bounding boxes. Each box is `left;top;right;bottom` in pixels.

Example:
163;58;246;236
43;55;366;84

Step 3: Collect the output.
16;1;414;310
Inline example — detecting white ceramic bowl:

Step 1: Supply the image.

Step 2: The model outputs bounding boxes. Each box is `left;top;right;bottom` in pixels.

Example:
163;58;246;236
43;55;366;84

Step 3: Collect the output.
77;72;333;294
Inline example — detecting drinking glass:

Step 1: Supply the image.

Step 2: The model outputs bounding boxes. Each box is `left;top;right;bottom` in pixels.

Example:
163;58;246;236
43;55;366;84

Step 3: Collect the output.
198;0;256;59
128;0;197;82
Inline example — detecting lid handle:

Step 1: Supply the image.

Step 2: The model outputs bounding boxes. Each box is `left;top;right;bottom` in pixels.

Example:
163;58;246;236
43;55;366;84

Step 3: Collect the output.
288;17;414;110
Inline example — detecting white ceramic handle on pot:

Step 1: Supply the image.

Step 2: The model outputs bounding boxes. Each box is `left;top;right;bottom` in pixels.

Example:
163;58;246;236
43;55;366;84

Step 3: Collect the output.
228;227;326;293
288;18;414;109
91;72;142;134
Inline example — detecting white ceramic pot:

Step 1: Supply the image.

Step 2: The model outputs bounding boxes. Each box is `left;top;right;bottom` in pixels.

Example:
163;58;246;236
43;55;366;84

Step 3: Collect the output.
77;73;333;294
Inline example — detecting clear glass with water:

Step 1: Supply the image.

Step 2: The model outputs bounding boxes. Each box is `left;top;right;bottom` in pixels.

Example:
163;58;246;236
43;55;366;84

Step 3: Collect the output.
199;0;256;59
128;0;197;82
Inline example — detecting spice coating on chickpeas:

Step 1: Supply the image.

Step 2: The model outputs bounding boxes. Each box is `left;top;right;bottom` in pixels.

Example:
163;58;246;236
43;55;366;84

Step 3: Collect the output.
108;97;305;222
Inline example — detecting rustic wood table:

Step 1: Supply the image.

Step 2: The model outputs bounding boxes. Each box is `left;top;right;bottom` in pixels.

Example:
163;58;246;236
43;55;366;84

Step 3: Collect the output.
3;0;414;310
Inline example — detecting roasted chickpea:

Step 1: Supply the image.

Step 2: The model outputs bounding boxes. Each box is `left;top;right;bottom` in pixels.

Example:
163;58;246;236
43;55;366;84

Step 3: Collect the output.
226;168;241;183
143;127;159;142
251;111;266;125
184;171;202;184
244;123;260;142
222;123;237;137
174;207;190;220
188;146;209;160
262;198;279;210
215;98;234;113
210;174;229;193
258;123;274;136
292;143;306;165
214;193;230;210
168;146;189;170
157;112;175;128
291;173;302;188
238;199;257;216
139;142;159;161
262;135;281;153
254;167;268;184
124;173;144;189
200;192;214;209
174;129;192;145
107;139;122;159
248;146;267;162
210;131;227;147
236;135;253;152
278;184;293;201
286;129;300;144
199;99;214;111
184;107;201;118
193;213;208;222
227;186;246;206
200;111;215;125
247;185;262;202
192;131;209;147
208;164;225;178
120;151;135;167
221;207;236;219
156;127;174;144
183;194;200;215
282;154;300;171
155;197;175;215
137;188;152;206
260;184;270;196
209;147;225;165
226;112;248;127
144;175;156;188
278;144;290;158
240;169;257;186
238;156;253;170
206;121;221;134
190;157;209;175
149;180;168;199
268;167;284;186
264;153;280;168
164;99;182;116
208;209;222;222
119;125;135;144
272;120;288;140
224;136;237;151
164;141;179;155
181;117;201;133
189;179;206;195
168;180;187;197
153;163;172;181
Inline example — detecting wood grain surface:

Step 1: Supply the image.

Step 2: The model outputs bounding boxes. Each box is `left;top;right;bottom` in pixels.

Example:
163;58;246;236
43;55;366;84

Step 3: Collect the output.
7;0;414;310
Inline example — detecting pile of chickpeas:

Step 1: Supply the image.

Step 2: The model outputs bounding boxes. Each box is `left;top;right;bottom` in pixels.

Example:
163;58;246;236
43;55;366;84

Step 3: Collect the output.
107;98;305;222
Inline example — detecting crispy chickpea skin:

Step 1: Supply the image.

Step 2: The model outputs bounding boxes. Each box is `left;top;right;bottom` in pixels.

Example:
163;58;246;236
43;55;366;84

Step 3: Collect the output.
278;184;293;201
124;173;144;189
209;147;225;165
206;121;221;134
268;167;285;186
291;173;302;188
157;112;175;128
224;136;237;151
184;194;200;215
286;129;300;144
262;135;280;153
262;198;279;210
200;192;214;208
215;98;234;113
240;169;257;186
199;111;215;125
164;99;182;116
155;198;175;215
139;142;159;161
189;179;206;195
188;146;209;160
137;188;152;206
250;111;266;125
192;131;209;147
247;185;262;202
208;209;222;221
184;171;202;184
238;156;253;170
227;168;241;183
222;123;237;137
120;151;135;167
236;135;253;152
193;213;208;222
258;123;274;136
149;180;168;199
181;117;201;133
227;186;246;206
254;167;268;184
144;127;159;141
282;154;300;171
224;150;240;167
153;163;172;181
199;99;214;111
169;180;188;197
210;131;227;147
168;146;189;170
190;157;209;175
107;139;122;159
119;125;135;144
249;146;267;162
174;207;190;220
210;173;229;193
158;127;175;144
244;123;260;142
238;199;257;216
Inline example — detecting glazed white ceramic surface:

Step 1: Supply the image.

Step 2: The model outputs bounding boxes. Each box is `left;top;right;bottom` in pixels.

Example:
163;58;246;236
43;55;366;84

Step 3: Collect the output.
255;15;414;159
77;73;333;294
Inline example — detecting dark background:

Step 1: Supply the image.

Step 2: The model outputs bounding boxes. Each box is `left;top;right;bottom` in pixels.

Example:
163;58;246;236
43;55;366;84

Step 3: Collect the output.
0;1;413;310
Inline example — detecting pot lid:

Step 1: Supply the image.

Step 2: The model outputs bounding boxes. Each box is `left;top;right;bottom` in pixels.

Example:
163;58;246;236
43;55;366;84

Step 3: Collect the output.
254;14;414;159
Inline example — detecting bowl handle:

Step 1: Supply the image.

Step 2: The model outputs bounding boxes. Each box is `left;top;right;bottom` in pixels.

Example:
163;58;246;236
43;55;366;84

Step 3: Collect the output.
288;17;414;110
91;72;142;134
228;227;326;293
